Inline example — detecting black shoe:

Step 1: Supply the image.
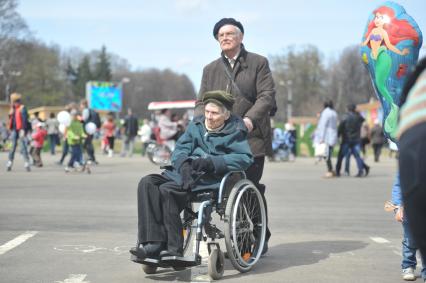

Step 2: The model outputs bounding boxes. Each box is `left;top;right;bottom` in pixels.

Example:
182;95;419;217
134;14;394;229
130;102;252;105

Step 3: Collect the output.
129;246;147;259
364;165;370;176
355;172;363;177
144;242;164;257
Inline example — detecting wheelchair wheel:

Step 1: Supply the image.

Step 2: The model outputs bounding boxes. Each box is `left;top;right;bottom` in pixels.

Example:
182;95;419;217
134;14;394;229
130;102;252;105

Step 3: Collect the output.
224;179;266;273
141;264;157;274
208;248;225;280
149;144;171;166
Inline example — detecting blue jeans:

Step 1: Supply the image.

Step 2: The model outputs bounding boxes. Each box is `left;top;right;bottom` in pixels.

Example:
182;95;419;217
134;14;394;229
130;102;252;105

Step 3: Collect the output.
402;219;426;279
68;144;83;167
8;130;29;162
48;134;58;155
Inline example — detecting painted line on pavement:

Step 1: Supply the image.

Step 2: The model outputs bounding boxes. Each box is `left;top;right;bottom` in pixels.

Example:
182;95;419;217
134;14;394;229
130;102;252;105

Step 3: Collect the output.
55;274;90;283
191;236;211;283
369;237;390;244
0;231;38;255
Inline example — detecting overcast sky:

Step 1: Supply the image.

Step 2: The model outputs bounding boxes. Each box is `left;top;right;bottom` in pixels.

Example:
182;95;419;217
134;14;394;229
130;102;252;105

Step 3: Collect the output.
18;0;426;92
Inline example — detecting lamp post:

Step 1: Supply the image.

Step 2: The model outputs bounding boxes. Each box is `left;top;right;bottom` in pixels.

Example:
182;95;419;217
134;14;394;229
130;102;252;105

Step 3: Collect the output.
286;80;293;122
279;79;293;122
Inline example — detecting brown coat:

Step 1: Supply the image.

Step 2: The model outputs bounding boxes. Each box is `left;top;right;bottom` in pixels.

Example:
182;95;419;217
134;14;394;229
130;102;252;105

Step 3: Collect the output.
198;45;276;157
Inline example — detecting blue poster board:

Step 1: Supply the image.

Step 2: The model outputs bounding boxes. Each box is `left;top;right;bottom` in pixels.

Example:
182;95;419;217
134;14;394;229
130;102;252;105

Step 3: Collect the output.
86;81;122;112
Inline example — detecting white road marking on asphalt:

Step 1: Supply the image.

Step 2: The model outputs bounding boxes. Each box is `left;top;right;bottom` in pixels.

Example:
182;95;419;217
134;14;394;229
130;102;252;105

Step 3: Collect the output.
369;237;390;244
0;231;38;255
55;274;90;283
191;237;211;283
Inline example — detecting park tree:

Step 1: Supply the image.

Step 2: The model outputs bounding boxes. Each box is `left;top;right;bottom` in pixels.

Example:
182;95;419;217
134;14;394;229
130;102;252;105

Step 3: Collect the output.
94;45;112;81
0;0;29;101
326;45;375;113
271;45;327;120
15;41;67;107
73;56;93;99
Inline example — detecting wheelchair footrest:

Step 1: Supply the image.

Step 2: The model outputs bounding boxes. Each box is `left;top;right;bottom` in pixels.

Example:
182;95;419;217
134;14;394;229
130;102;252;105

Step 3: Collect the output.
130;254;201;268
160;254;202;267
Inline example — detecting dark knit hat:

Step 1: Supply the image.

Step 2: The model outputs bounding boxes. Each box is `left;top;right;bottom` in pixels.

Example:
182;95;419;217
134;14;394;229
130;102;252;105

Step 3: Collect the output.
213;18;244;39
202;90;235;111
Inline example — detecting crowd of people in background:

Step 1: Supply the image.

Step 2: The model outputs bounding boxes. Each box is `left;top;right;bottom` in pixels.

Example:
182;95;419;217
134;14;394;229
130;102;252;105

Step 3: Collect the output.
1;94;194;172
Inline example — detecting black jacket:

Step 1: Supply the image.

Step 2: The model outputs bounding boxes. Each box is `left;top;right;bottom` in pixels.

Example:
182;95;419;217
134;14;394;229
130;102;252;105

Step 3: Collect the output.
338;111;365;143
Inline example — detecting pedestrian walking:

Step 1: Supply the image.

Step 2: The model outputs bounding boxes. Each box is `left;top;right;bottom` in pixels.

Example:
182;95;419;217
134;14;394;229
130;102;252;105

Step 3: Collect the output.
45;112;60;155
314;100;338;178
335;104;370;177
65;109;85;172
197;17;276;253
370;119;385;162
6;93;31;172
139;119;152;157
80;99;99;164
31;122;47;167
102;113;116;157
120;108;139;157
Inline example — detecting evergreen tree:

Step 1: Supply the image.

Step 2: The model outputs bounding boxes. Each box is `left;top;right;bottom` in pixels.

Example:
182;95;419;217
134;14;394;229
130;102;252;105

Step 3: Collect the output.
74;55;92;99
94;45;111;81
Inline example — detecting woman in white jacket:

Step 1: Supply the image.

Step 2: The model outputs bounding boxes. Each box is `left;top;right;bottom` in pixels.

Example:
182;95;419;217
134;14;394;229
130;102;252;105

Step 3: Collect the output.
314;100;338;178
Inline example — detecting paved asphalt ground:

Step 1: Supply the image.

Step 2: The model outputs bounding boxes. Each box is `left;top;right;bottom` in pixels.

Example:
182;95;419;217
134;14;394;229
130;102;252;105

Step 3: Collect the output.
0;151;422;283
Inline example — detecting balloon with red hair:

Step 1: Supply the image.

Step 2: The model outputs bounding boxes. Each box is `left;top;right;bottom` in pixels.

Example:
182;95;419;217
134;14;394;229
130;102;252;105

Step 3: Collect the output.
361;1;422;142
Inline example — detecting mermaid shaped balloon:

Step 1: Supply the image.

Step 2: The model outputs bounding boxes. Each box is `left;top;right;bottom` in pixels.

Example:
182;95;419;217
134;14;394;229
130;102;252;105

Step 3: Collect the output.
361;1;422;142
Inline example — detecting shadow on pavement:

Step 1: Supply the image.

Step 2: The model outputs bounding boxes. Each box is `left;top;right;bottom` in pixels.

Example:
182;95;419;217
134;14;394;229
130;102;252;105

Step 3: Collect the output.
143;240;368;282
222;240;368;280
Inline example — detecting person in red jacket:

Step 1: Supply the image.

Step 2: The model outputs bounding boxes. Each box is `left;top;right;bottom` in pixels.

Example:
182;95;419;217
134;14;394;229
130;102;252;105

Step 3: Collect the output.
6;93;31;172
31;122;47;167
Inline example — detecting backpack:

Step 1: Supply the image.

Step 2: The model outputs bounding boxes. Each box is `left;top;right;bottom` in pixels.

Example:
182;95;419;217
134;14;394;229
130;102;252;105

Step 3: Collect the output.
88;109;101;129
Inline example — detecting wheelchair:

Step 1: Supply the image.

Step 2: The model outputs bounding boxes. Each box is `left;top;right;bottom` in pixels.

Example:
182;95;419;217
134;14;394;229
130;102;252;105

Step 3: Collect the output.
130;171;267;280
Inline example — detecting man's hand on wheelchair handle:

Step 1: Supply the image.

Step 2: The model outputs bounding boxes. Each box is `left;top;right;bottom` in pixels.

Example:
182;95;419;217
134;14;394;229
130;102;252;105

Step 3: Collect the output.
192;157;215;173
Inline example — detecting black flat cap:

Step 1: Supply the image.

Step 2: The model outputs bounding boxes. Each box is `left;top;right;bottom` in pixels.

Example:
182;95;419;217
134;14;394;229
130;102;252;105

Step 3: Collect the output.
202;90;235;111
213;18;244;39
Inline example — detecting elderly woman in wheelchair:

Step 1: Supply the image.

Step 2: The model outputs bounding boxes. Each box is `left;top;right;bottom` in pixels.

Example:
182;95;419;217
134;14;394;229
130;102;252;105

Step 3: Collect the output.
130;90;267;279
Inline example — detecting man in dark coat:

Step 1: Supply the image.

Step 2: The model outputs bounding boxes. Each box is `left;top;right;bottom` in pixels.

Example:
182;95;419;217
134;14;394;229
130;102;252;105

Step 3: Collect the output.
130;90;253;260
197;18;276;252
120;108;139;157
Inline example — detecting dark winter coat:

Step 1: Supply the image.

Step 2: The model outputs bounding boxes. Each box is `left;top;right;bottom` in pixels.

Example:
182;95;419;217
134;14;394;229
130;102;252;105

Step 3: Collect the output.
198;45;276;157
338;111;365;143
123;114;139;137
162;115;253;190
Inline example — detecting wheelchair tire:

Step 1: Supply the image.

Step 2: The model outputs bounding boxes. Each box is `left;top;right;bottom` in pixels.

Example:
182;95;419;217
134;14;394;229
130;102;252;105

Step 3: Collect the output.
224;179;266;273
141;264;157;274
208;248;224;280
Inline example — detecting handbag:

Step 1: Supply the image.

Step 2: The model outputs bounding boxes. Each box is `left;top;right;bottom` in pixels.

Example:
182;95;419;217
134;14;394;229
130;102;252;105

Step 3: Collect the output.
314;143;328;158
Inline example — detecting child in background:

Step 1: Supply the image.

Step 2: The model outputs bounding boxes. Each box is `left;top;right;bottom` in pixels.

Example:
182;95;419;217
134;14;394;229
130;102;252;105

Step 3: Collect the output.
65;109;86;172
31;122;47;167
102;113;116;157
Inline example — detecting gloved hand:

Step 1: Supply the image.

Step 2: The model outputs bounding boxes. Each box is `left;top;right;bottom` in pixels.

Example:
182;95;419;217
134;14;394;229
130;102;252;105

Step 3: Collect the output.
180;161;193;191
191;157;215;173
